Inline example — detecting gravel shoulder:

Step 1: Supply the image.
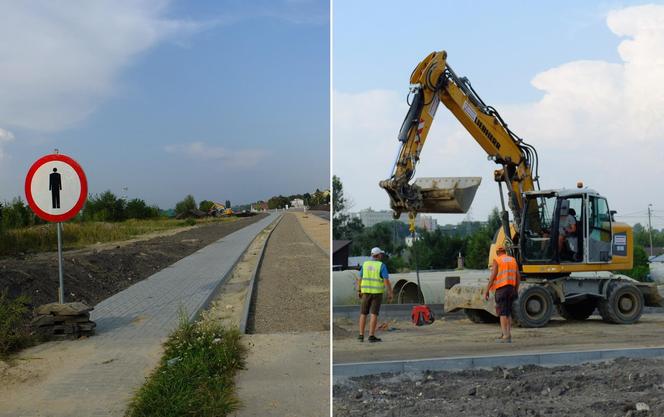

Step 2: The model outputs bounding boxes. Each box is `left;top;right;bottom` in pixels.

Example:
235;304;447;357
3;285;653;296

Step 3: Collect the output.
334;357;664;417
293;211;330;254
0;214;267;307
248;212;329;333
233;212;330;416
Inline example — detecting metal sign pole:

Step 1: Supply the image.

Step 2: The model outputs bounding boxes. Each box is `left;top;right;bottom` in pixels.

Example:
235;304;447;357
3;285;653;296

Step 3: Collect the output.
57;222;64;304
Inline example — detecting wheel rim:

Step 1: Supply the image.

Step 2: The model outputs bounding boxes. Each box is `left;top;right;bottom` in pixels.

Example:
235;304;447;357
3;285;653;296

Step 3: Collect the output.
525;294;546;319
617;292;637;316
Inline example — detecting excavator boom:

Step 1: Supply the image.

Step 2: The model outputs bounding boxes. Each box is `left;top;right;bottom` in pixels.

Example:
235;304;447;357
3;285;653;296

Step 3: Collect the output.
380;51;540;236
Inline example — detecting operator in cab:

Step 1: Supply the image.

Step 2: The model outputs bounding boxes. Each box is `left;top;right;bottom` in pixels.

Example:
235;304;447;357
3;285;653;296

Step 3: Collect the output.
484;246;520;343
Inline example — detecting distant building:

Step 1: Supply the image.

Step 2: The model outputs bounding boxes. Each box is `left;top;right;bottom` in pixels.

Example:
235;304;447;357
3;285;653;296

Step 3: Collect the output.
348;256;371;269
350;208;438;231
291;198;305;208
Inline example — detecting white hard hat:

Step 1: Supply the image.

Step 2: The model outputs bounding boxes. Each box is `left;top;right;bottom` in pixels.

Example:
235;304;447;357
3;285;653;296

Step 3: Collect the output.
370;247;384;256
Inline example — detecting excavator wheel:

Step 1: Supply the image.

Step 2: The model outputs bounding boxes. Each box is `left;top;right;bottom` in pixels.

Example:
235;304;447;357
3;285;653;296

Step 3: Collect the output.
464;308;499;324
598;282;644;324
512;286;554;328
556;300;597;321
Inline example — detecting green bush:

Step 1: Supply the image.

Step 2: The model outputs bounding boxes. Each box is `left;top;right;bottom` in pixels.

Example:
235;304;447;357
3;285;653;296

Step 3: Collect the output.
82;191;127;222
127;315;247;417
0;291;35;357
175;195;197;217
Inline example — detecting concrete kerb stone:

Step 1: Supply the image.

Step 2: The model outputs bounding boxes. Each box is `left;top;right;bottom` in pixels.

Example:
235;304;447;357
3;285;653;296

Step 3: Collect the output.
333;346;664;381
189;213;283;323
238;214;285;334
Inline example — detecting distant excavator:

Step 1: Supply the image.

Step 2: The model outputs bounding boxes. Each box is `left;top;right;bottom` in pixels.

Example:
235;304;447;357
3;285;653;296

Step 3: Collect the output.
380;50;661;327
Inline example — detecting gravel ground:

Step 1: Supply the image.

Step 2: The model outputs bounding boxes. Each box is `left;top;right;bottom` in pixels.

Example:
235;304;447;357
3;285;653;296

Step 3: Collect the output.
248;213;329;333
0;214;266;307
334;357;664;417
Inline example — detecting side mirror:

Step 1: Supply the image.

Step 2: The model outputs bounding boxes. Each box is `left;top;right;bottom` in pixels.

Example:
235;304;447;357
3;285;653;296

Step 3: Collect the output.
610;210;617;221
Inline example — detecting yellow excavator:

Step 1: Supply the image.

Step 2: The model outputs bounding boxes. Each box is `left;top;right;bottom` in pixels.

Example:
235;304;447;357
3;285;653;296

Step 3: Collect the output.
380;50;661;327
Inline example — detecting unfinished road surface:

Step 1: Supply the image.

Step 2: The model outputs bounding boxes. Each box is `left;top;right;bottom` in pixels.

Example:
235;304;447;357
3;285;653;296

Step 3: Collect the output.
334;357;664;417
235;212;329;417
248;212;328;333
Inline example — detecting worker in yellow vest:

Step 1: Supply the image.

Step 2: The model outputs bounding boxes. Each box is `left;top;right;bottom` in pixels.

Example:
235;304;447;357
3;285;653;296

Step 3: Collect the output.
484;246;520;343
358;247;394;343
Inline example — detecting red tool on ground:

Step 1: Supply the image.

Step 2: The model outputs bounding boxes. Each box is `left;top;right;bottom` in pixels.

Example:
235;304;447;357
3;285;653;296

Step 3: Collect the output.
408;216;435;326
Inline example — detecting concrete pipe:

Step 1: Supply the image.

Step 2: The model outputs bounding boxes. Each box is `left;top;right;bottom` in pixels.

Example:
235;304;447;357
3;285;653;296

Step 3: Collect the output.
333;268;491;306
332;269;361;305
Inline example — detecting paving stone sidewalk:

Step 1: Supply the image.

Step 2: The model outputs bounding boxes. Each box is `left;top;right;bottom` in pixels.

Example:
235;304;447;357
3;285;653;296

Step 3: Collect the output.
1;212;279;417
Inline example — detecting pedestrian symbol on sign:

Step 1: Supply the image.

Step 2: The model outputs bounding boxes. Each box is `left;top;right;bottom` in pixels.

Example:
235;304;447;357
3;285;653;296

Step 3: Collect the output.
49;168;62;209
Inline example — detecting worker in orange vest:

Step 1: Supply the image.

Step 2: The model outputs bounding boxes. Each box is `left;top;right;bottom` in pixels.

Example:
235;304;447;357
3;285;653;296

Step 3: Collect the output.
484;246;520;343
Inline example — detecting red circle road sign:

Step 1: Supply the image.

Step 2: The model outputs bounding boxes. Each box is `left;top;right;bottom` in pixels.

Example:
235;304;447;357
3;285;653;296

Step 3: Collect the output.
24;154;88;222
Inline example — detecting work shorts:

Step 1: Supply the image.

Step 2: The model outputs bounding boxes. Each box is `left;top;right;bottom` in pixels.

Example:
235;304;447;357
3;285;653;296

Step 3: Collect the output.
360;293;383;315
495;285;517;316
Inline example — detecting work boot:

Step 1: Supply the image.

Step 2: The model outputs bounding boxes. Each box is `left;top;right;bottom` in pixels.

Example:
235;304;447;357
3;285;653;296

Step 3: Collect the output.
357;334;364;342
368;335;382;343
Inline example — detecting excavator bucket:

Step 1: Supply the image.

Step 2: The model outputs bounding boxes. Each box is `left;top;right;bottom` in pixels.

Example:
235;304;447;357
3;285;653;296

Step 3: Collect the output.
413;177;481;214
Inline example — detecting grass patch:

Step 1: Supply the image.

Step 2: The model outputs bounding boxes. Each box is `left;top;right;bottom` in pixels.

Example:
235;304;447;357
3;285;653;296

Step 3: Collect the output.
127;313;247;417
0;290;36;358
0;217;238;257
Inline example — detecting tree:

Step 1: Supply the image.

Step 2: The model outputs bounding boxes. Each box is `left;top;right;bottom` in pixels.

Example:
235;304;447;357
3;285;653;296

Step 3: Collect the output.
267;195;289;209
83;191;126;222
622;245;650;281
199;200;214;212
332;175;365;239
0;198;40;229
175;195;197;216
462;208;501;269
126;198;159;219
332;176;344;214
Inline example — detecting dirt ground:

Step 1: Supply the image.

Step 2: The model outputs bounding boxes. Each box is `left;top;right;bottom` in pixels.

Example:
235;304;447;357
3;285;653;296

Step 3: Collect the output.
293;211;330;253
248;212;329;333
334;357;664;417
201;224;274;329
0;214;266;307
333;312;664;363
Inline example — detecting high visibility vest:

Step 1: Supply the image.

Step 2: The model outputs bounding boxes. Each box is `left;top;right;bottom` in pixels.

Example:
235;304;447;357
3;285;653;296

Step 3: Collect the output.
360;260;385;294
491;254;518;291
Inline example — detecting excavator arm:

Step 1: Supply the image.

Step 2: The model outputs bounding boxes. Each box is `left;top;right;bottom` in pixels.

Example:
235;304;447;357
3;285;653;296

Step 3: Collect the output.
380;50;541;238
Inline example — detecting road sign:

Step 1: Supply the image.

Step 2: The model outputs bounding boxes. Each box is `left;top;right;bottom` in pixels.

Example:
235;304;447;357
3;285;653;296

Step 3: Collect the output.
25;153;87;222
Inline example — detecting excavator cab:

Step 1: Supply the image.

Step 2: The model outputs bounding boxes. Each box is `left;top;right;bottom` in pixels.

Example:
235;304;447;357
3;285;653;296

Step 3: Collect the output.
519;189;617;267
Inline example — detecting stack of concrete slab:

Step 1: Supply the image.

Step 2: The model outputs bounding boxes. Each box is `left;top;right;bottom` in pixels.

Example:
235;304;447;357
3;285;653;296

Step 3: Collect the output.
31;302;96;340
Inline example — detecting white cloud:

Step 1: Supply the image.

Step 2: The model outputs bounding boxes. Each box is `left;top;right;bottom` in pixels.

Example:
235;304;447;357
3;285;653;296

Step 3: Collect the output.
334;4;664;224
0;1;203;135
0;128;15;159
164;141;269;169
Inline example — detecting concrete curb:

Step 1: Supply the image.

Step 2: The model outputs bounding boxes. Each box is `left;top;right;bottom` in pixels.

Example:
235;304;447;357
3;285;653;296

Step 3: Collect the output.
239;213;285;334
190;213;282;324
333;346;664;380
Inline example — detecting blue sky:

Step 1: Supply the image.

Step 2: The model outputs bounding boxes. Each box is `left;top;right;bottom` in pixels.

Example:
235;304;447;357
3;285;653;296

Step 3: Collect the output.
333;0;664;228
0;0;329;209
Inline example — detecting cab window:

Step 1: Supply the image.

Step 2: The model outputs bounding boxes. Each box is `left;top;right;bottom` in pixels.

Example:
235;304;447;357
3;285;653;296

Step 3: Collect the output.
588;196;612;262
522;195;556;262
